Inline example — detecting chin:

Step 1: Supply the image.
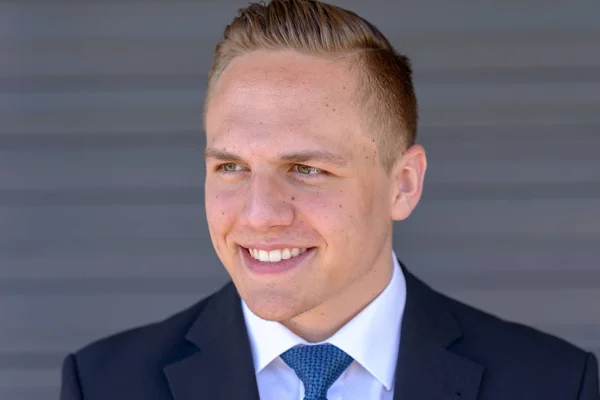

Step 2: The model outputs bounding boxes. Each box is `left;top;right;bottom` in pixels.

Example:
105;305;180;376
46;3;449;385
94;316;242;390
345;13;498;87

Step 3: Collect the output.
243;293;305;322
249;308;288;322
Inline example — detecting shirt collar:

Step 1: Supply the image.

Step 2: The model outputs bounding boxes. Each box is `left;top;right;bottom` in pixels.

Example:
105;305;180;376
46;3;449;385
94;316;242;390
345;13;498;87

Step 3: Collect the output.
242;251;406;391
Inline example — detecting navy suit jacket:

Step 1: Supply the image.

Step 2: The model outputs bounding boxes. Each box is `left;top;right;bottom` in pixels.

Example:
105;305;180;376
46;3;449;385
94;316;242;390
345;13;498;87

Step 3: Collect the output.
60;264;599;399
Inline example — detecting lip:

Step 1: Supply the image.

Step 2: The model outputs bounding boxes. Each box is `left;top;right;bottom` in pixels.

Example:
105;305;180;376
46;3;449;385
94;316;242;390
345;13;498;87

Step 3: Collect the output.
240;245;315;275
239;243;312;252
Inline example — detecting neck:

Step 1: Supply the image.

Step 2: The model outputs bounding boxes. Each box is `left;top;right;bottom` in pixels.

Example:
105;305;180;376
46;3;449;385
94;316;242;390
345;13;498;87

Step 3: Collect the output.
281;246;394;343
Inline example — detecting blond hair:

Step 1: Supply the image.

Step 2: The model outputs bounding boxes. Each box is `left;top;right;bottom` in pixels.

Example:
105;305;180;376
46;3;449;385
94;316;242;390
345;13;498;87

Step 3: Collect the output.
204;0;418;171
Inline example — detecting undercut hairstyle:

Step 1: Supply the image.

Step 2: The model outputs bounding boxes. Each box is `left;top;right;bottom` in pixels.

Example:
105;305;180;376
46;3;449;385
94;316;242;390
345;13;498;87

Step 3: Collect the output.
205;0;418;171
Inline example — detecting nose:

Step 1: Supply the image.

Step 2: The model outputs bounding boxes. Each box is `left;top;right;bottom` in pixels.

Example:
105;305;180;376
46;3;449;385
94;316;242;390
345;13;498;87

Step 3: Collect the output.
239;172;295;231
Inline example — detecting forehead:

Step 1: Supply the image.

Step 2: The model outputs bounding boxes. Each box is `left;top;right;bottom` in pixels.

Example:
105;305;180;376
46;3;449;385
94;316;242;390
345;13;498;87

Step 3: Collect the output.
214;50;356;100
205;51;363;141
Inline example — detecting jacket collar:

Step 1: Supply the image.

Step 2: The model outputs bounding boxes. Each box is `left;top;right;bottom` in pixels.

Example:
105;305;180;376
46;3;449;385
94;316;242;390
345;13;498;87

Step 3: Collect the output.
393;261;484;400
163;283;260;400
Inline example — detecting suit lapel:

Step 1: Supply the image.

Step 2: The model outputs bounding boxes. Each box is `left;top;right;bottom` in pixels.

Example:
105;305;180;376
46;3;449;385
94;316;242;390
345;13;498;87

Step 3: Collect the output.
163;283;260;400
394;264;485;400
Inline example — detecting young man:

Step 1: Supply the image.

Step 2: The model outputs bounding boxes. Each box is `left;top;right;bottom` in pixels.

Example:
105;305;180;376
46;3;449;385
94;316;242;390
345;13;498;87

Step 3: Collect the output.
60;1;599;399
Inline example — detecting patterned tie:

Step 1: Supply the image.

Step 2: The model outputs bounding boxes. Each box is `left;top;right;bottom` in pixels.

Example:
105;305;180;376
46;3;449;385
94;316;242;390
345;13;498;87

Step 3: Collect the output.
280;344;354;400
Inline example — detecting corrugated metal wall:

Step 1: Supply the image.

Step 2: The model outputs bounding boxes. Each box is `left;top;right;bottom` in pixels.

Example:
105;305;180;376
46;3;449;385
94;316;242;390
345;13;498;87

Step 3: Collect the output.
1;1;599;398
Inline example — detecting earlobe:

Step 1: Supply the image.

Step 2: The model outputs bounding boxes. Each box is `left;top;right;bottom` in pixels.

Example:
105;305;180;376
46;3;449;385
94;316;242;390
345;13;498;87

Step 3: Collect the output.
390;144;427;221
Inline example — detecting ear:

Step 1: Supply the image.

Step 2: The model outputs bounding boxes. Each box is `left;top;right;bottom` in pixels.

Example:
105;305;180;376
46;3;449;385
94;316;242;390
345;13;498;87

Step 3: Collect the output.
390;144;427;221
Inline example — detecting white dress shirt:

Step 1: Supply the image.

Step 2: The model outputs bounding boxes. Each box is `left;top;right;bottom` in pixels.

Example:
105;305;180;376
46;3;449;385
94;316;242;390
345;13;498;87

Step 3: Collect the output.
242;252;407;400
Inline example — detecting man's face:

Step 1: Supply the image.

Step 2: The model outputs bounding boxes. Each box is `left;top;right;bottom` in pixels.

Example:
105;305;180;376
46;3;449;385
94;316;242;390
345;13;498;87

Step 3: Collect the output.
204;50;409;322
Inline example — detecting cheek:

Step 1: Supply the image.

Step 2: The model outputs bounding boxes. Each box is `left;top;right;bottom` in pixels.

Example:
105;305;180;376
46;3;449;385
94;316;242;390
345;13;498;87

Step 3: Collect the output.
205;185;241;234
297;188;357;243
312;181;384;248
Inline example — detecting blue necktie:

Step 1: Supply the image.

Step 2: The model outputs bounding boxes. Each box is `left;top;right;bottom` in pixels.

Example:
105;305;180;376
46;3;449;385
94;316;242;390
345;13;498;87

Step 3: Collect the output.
280;344;354;400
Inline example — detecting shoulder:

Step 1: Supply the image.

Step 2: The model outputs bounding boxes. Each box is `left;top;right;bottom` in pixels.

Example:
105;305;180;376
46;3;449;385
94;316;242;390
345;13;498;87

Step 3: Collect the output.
60;282;242;398
69;285;221;379
441;290;588;359
436;289;596;394
404;268;591;365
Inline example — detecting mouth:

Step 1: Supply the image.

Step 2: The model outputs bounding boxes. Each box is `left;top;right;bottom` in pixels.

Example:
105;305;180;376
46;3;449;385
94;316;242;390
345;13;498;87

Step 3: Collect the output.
247;247;308;262
240;245;316;275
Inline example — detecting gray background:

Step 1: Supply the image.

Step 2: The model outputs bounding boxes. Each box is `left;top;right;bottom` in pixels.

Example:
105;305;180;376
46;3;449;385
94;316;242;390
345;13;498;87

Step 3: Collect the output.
1;0;600;398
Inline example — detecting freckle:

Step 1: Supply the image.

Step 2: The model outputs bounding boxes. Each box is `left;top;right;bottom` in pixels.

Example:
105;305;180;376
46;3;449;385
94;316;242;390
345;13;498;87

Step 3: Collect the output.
325;103;329;107
339;204;342;208
221;212;224;216
332;108;335;112
291;197;295;201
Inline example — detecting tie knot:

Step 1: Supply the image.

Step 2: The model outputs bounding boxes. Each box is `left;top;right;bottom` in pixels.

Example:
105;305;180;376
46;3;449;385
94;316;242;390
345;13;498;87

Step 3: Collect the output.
280;344;353;400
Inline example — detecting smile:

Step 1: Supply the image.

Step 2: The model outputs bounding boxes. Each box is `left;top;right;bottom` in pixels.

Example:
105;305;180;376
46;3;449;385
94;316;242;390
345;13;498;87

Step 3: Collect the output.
247;247;308;262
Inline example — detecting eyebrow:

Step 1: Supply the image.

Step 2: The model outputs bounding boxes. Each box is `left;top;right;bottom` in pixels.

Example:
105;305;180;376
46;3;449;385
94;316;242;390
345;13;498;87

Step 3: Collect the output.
280;150;348;167
204;148;348;167
204;148;245;163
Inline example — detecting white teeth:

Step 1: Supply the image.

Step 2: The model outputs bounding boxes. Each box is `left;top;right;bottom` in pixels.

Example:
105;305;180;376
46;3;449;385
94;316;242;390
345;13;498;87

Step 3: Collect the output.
258;250;269;262
269;250;282;262
248;247;308;262
281;248;291;260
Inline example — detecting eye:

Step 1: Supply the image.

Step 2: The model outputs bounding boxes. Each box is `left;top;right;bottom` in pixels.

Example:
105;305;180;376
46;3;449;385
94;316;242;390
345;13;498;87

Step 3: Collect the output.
218;163;245;173
294;164;322;175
